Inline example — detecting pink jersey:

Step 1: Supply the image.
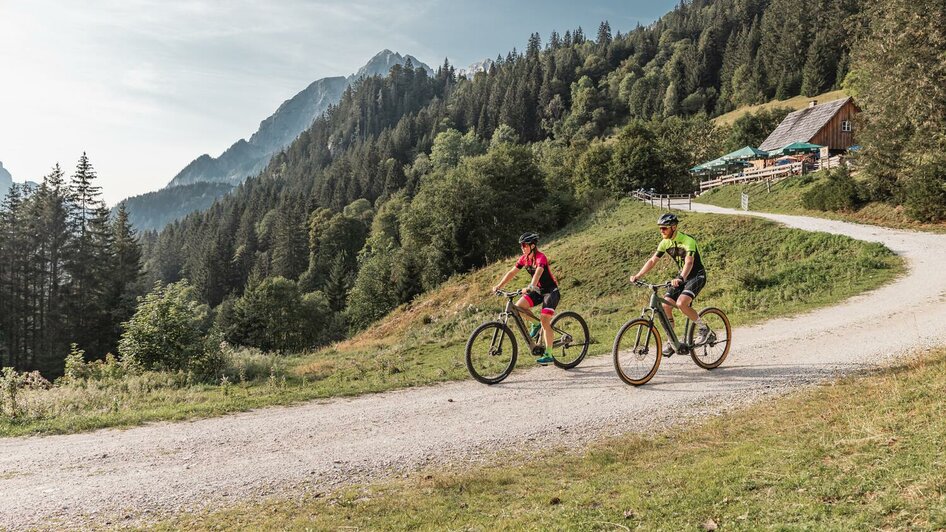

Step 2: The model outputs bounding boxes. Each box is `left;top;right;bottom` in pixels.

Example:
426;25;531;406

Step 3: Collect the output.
515;251;558;291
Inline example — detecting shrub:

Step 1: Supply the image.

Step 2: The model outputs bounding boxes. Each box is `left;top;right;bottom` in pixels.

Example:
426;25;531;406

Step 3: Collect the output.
903;161;946;222
801;168;867;212
218;277;335;352
62;345;139;383
118;280;211;375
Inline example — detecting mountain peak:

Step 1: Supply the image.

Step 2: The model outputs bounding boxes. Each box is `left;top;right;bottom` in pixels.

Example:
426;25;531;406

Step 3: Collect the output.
457;58;495;79
351;50;433;81
164;50;432;191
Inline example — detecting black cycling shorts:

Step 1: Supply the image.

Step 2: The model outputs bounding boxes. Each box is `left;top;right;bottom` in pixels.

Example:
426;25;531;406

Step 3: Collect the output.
522;288;560;315
666;273;706;300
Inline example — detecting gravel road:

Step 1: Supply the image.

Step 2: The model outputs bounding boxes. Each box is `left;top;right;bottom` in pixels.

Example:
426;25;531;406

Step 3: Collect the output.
2;206;945;530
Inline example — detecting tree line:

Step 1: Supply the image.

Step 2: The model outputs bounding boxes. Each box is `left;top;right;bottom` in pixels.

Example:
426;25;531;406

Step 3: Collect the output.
0;155;142;375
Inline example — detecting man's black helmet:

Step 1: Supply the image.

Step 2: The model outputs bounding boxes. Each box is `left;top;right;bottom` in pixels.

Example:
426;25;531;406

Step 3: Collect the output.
657;213;679;227
518;232;539;244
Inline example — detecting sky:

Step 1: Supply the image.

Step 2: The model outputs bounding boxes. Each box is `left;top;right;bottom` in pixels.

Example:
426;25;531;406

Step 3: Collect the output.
0;0;677;205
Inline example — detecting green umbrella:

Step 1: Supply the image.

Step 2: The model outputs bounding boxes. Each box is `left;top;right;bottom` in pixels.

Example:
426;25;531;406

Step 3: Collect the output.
722;146;768;161
691;156;748;175
772;142;824;155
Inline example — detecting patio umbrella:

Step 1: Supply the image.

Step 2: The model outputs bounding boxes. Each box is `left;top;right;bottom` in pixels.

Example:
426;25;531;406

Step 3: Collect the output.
721;146;768;161
772;141;824;155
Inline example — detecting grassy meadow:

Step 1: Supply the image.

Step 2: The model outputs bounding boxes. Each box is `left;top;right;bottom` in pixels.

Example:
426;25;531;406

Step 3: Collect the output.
0;200;903;437
712;89;849;126
696;172;946;233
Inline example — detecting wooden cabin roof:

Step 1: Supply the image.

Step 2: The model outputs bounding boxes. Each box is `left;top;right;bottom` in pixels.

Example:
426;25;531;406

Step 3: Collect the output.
759;97;852;151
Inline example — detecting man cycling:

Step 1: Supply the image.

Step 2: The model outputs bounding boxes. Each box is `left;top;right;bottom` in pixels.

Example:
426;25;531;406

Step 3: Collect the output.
629;213;710;356
491;232;560;365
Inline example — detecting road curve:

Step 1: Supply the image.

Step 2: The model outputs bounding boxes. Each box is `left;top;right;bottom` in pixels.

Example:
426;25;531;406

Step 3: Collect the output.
2;205;945;530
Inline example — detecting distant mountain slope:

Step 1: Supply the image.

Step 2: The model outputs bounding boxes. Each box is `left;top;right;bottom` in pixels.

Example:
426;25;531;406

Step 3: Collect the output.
117;50;432;231
116;182;235;232
167;50;432;188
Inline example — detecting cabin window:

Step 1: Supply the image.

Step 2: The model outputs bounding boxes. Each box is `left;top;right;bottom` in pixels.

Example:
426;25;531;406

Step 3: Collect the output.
842;120;852;132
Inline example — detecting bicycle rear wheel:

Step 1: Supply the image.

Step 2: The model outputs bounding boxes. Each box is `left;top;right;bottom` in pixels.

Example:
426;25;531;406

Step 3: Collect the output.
690;307;731;369
550;311;590;369
465;322;518;384
613;318;661;386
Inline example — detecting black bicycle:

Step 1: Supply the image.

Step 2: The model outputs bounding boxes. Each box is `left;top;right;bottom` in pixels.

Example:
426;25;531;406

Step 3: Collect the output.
612;280;731;386
465;290;590;384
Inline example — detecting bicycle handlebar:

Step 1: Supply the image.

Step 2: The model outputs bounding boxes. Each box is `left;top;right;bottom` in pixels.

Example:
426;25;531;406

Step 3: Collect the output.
494;289;523;298
633;280;672;290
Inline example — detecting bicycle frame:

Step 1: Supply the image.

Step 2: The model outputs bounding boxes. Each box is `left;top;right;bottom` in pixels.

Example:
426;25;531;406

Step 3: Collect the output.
639;286;694;352
495;293;571;351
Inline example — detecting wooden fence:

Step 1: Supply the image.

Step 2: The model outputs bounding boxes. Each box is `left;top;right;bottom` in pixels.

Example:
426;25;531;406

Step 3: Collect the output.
698;155;847;192
631;190;693;210
815;155;844;171
698;161;805;192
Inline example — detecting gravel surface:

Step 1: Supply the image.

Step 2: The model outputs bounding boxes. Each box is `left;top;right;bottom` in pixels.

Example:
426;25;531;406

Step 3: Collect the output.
2;206;945;530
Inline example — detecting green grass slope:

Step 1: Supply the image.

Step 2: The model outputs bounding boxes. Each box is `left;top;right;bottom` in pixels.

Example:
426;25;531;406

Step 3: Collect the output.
297;199;900;383
696;173;946;233
713;89;849;126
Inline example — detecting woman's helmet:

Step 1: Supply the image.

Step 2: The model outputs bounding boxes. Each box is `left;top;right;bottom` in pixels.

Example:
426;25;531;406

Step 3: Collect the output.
657;213;679;227
518;232;539;244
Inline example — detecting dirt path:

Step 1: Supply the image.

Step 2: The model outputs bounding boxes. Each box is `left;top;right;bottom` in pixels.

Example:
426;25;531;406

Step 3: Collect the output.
3;206;945;530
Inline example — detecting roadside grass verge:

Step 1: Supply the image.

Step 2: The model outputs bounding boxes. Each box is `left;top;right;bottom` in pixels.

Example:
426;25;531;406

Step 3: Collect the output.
156;346;946;530
0;200;903;437
696;173;946;233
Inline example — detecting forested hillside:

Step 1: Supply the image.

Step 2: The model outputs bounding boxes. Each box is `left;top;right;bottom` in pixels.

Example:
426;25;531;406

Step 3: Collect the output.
9;0;921;376
139;0;864;360
119;182;234;232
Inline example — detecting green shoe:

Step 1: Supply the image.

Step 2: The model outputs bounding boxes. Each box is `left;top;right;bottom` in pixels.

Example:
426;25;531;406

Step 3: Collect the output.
536;354;554;365
529;323;542;339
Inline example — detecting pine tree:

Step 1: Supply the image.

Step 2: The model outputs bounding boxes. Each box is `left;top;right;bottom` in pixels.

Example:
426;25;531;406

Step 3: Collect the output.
32;165;71;370
271;205;307;280
324;251;352;311
100;203;143;354
597;21;612;48
800;33;830;96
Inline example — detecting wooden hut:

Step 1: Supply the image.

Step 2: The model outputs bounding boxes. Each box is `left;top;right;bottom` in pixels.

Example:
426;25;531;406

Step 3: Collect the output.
759;97;859;154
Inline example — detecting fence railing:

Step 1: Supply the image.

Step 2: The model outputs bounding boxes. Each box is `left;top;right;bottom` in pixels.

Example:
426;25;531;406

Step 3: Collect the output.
631;190;693;210
699;161;805;191
815;155;844;171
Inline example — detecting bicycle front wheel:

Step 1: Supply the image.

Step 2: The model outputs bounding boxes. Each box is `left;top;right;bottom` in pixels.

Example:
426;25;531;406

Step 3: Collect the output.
613;318;661;386
465;322;518;384
550;311;590;369
690;307;731;369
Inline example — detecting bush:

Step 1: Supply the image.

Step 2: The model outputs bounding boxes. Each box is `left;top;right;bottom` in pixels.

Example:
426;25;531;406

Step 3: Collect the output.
218;277;334;352
62;344;139;383
118;280;212;375
801;168;867;212
0;367;50;418
903;161;946;222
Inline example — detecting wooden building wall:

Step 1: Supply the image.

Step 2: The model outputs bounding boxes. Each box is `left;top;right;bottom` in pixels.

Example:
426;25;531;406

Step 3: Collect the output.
811;100;859;152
